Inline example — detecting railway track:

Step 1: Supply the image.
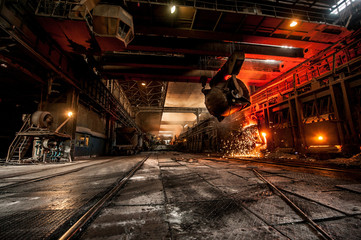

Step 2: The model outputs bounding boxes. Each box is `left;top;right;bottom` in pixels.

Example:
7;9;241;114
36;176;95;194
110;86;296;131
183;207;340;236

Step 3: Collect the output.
0;158;120;191
253;169;335;240
0;154;150;240
1;153;358;239
203;156;361;180
171;155;361;239
0;160;95;180
58;155;149;239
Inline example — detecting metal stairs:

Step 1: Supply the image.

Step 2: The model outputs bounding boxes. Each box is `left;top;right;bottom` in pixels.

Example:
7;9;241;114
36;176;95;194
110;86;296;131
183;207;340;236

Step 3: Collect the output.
6;115;33;163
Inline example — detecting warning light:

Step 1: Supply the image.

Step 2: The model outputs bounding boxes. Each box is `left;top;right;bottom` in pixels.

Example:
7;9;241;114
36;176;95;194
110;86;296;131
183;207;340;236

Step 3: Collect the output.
290;21;298;27
318;135;324;141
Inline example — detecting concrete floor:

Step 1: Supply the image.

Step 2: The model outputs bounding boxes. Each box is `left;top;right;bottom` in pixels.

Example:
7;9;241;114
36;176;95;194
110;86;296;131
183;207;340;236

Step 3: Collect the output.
0;152;361;239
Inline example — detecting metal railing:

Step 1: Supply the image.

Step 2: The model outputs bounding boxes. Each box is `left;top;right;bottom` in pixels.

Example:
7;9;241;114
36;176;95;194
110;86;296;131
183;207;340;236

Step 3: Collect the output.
250;30;361;110
6;114;32;162
35;0;90;19
128;0;340;25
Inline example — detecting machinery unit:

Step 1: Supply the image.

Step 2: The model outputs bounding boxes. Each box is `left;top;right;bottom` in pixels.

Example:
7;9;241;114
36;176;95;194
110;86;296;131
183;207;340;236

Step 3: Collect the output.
112;127;142;155
6;111;72;163
202;51;251;121
92;4;134;47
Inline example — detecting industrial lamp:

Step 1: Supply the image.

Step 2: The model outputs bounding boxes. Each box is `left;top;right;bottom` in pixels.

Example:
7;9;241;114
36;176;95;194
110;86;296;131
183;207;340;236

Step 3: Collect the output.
55;111;74;133
170;5;176;14
290;20;298;27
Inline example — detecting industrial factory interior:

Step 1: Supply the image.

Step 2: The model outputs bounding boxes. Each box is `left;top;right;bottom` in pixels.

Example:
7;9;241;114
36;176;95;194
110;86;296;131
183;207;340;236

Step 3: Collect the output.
1;0;361;239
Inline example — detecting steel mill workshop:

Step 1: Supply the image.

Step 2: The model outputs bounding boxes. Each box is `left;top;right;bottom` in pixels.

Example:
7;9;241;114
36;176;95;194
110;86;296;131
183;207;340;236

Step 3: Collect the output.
0;0;361;239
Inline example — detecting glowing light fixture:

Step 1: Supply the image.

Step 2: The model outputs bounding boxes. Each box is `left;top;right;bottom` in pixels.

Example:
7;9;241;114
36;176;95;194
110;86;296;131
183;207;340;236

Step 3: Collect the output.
281;45;294;49
318;135;324;141
170;5;176;14
265;59;277;63
141;82;146;86
290;21;298;27
261;132;267;137
55;111;73;133
0;63;7;68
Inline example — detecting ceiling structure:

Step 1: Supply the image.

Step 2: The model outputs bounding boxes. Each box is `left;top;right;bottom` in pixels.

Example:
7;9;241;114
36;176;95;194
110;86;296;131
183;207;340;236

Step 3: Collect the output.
2;0;359;137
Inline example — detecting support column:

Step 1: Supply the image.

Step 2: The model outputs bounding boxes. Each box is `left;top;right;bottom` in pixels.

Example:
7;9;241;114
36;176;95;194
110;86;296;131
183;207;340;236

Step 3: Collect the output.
288;99;299;149
294;96;307;151
330;84;345;145
341;80;356;139
195;109;200;124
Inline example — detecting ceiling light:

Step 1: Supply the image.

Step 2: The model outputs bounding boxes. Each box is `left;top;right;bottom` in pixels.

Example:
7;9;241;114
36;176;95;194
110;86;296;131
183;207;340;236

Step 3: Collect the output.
290;21;298;27
67;111;73;117
170;5;176;14
141;82;146;86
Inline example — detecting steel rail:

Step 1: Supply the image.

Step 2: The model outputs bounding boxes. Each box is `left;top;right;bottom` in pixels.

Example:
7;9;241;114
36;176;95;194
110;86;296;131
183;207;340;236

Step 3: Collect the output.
253;169;335;240
0;161;88;180
221;157;361;176
0;158;118;191
58;155;150;240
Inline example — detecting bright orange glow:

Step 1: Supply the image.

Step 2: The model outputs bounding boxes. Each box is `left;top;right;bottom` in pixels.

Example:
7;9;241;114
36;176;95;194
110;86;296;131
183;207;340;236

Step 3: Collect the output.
224;74;231;80
290;21;298;27
261;132;266;137
318;135;324;141
141;82;146;86
67;111;73;117
242;123;257;130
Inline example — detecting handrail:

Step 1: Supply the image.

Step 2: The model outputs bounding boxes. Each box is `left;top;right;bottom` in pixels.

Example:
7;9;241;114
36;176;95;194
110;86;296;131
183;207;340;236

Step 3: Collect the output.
17;137;29;162
250;30;361;109
6;114;31;162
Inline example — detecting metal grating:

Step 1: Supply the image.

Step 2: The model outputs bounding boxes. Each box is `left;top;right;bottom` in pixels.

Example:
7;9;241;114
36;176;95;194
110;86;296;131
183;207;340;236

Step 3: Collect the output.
0;210;77;239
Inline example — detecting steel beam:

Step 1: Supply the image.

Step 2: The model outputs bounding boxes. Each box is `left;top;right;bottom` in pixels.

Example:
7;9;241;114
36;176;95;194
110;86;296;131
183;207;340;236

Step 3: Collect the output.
0;4;78;88
137;106;207;114
294;95;307;151
105;72;213;83
329;83;345;145
340;80;357;139
133;26;331;51
127;35;305;58
161;121;194;125
102;54;285;73
0;53;45;84
126;0;336;24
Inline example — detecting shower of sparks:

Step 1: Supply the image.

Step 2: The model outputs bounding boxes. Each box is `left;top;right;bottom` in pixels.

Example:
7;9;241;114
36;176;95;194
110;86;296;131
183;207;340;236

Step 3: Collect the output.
221;123;267;158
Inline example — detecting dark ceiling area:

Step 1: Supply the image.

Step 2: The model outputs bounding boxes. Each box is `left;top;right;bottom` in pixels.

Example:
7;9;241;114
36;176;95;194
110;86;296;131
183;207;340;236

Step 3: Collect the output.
27;0;356;107
0;0;360;132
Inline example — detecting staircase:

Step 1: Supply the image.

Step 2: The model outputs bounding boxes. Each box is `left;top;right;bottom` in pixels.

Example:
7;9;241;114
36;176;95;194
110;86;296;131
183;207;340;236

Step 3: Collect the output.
6;115;33;163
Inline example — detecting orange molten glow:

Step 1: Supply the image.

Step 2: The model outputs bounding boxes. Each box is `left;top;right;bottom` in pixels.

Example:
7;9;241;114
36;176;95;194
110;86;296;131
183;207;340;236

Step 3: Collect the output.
222;123;267;158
